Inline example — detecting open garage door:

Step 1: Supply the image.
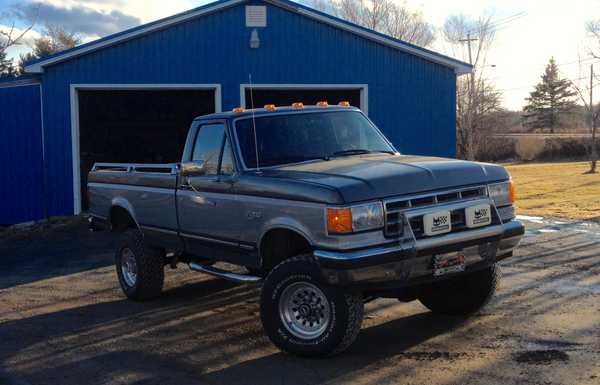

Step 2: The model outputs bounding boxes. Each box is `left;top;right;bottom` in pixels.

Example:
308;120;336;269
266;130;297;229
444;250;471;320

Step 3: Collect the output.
75;86;219;210
241;85;367;114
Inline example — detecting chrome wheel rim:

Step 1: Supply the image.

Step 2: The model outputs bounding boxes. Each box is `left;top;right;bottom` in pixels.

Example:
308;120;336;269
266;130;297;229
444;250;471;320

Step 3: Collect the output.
278;282;331;340
121;248;137;287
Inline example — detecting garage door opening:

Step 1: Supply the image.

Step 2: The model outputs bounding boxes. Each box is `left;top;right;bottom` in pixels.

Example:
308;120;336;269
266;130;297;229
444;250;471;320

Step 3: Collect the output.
241;85;367;114
75;87;218;210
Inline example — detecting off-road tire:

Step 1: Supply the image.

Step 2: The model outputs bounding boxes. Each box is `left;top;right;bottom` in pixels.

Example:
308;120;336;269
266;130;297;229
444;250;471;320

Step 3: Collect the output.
418;264;500;316
115;229;165;301
260;254;364;357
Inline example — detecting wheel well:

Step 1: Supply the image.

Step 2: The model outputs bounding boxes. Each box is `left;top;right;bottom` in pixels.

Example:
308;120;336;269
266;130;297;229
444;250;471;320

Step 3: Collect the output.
260;228;311;271
110;206;137;232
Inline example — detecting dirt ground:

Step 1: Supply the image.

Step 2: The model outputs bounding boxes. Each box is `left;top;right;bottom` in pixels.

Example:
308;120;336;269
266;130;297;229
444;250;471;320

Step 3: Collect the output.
506;162;600;222
1;217;600;385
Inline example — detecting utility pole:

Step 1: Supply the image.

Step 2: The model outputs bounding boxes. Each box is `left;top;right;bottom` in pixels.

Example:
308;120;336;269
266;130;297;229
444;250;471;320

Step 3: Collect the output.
459;33;479;160
591;64;597;173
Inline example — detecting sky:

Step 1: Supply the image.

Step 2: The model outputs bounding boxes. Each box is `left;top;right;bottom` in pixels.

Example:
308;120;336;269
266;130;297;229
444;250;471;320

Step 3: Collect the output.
1;0;599;110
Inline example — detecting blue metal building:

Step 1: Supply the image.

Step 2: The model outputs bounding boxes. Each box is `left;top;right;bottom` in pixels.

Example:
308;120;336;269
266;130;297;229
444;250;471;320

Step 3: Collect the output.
1;0;470;224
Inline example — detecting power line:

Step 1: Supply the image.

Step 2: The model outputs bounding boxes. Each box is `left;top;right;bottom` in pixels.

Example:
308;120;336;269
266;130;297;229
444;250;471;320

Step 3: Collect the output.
487;11;528;32
467;11;528;36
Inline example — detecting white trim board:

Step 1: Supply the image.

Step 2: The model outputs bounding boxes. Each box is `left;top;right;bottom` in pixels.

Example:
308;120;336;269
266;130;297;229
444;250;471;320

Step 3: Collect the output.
239;83;369;115
25;0;470;74
69;83;222;214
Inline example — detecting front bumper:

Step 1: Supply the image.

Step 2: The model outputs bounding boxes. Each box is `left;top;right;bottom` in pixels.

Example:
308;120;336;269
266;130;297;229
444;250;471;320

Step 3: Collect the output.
314;219;524;288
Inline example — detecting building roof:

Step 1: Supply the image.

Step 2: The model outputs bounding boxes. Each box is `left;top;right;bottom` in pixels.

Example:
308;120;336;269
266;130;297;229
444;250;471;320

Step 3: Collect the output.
24;0;472;75
0;74;41;88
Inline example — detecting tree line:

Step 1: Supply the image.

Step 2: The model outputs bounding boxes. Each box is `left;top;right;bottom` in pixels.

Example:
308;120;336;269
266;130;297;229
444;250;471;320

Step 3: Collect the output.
1;22;80;77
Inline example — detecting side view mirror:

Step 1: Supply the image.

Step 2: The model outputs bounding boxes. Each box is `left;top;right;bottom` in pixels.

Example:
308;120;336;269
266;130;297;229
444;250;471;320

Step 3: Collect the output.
180;161;206;177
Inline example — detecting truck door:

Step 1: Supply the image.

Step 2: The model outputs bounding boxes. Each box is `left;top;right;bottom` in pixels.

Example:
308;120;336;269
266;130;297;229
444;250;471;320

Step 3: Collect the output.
177;122;243;261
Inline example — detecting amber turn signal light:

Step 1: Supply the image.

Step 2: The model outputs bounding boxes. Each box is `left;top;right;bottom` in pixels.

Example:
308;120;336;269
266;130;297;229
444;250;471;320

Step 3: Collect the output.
327;208;352;234
509;180;517;204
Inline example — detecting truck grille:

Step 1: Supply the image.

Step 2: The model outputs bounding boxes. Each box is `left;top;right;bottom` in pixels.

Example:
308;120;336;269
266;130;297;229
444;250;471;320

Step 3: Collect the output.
384;186;490;238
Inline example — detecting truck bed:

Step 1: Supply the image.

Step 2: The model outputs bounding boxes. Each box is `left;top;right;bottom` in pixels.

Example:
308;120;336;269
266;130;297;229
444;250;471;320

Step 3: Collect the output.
87;163;180;232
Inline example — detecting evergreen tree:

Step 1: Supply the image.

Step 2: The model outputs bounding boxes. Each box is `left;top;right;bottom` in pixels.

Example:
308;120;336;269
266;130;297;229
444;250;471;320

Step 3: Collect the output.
0;50;16;78
523;57;578;132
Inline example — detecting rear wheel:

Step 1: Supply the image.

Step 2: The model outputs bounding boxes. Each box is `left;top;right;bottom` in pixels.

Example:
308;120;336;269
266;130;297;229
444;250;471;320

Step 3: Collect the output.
115;229;165;301
418;264;500;316
260;255;364;357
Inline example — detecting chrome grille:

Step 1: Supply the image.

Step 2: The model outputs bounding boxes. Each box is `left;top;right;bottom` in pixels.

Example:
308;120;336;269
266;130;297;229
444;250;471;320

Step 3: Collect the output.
384;186;489;238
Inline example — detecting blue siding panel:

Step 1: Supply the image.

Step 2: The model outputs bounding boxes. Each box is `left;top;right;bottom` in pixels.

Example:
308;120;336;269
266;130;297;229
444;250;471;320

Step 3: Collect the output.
0;84;44;223
37;0;456;216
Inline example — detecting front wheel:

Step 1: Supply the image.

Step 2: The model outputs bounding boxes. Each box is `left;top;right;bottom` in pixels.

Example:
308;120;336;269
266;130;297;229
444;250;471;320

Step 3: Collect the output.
418;264;500;316
260;255;364;357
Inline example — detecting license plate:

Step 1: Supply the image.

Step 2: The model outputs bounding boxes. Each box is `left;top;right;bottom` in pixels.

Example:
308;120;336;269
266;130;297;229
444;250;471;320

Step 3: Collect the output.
465;204;492;228
433;252;466;276
423;211;451;236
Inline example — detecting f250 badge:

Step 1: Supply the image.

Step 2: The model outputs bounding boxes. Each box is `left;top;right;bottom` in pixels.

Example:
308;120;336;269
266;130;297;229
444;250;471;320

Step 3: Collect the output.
247;210;263;220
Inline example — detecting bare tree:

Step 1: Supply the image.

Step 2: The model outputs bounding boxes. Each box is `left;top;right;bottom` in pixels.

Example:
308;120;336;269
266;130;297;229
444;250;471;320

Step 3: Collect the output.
19;25;81;72
566;59;599;173
0;6;37;76
443;14;502;160
579;20;600;173
308;0;435;47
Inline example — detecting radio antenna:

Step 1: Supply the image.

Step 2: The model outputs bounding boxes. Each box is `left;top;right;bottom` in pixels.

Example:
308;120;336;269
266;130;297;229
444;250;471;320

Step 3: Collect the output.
249;74;260;172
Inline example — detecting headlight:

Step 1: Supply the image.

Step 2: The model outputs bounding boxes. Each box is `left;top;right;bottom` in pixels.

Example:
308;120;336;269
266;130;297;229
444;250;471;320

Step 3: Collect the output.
488;180;516;207
327;202;384;234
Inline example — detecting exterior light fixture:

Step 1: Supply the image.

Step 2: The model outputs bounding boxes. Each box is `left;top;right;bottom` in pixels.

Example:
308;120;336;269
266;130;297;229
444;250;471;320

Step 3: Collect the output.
250;28;260;49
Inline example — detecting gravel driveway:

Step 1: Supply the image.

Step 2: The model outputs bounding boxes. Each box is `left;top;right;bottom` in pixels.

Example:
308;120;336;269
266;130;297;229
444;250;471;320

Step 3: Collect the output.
1;217;599;385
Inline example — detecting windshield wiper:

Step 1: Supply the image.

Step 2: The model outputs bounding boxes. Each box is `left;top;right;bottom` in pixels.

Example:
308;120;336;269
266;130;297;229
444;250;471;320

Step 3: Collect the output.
332;149;396;157
332;149;372;157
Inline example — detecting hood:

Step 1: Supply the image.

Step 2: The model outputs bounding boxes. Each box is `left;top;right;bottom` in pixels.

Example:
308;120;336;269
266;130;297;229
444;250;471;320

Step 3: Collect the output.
258;154;509;204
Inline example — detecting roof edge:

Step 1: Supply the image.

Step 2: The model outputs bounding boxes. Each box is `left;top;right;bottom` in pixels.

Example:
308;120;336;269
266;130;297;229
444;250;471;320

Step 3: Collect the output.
25;0;472;74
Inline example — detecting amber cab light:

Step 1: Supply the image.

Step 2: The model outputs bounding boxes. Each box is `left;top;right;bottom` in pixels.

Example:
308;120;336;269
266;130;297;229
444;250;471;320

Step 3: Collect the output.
338;101;351;107
292;102;304;109
327;208;352;234
509;180;517;204
264;104;277;111
317;101;329;107
232;107;245;113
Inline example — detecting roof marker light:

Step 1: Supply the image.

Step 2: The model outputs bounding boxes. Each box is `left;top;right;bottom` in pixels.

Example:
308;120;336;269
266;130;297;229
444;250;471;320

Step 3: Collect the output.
338;101;351;107
292;102;304;109
233;107;245;113
317;101;329;107
264;104;277;111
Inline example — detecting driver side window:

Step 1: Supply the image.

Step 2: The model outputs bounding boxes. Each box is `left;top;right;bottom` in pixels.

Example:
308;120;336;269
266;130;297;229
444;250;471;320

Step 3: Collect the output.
192;123;225;176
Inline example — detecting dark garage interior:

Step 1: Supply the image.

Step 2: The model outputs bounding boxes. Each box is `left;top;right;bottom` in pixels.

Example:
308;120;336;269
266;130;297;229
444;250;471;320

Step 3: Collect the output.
78;89;216;208
244;88;362;109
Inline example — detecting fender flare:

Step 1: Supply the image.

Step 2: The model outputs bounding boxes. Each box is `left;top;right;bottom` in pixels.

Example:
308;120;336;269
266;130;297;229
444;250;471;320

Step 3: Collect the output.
108;197;140;230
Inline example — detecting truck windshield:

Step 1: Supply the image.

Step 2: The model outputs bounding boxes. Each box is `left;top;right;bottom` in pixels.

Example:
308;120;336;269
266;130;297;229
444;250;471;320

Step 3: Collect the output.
235;111;395;168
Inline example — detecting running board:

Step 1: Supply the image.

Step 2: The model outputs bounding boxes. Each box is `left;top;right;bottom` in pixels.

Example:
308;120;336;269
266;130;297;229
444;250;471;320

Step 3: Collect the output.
189;262;263;283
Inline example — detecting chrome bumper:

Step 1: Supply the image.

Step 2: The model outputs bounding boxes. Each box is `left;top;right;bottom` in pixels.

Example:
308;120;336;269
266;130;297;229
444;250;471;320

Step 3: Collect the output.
314;220;524;286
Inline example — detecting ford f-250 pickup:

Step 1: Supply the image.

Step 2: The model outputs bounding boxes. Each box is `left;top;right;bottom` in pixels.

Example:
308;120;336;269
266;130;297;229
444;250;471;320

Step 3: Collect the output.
88;104;524;357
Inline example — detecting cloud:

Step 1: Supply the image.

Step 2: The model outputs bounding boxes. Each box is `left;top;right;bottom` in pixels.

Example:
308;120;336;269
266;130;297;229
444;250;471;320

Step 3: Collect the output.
13;1;142;38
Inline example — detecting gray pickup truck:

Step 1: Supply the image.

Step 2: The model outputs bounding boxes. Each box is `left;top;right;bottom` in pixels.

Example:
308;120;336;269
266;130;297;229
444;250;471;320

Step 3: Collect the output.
88;104;524;357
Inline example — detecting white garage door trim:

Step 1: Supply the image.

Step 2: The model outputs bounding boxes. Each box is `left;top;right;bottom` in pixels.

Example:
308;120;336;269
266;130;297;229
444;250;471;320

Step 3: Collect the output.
239;84;369;115
69;83;222;215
